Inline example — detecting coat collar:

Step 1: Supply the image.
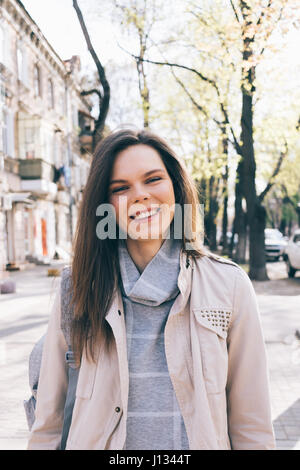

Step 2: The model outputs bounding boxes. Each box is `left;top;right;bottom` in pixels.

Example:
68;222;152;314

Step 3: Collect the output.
105;249;193;322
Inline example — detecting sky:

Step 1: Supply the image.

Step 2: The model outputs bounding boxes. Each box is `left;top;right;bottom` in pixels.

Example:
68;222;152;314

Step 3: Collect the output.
21;0;121;73
20;0;146;128
20;0;300;132
20;0;300;77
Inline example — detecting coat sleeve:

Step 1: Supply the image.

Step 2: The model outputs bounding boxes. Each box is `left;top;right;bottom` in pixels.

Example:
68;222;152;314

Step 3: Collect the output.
226;267;276;450
27;282;68;450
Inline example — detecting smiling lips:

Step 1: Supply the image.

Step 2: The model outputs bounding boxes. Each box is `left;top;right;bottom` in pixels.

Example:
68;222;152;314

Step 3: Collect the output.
129;207;161;221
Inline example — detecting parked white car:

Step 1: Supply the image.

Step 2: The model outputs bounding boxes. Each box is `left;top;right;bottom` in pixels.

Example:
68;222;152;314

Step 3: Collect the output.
264;228;287;261
284;229;300;278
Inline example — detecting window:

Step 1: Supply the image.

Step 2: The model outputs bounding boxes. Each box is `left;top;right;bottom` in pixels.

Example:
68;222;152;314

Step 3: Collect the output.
72;104;78;129
1;110;8;155
48;78;55;109
0;24;11;70
17;46;28;84
34;64;42;97
17;47;23;80
1;110;15;157
25;127;35;159
44;131;55;164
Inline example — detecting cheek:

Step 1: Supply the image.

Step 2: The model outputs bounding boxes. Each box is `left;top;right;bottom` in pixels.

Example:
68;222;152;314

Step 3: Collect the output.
155;183;176;225
168;183;176;206
155;181;175;205
110;195;128;223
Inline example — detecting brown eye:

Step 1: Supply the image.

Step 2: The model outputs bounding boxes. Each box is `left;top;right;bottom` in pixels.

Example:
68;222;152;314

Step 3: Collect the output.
111;185;128;193
146;177;162;183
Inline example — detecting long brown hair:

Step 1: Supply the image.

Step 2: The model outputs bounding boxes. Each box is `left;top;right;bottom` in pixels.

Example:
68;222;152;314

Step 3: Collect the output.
70;128;205;364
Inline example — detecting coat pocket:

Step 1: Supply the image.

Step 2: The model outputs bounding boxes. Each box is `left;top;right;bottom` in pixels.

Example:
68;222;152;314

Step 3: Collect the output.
193;308;232;394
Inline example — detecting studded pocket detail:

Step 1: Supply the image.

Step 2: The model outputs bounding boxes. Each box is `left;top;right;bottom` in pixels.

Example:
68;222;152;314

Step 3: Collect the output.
194;308;232;339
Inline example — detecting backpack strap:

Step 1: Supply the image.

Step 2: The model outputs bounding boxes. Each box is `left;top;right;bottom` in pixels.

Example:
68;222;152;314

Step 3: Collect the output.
60;265;74;351
59;265;79;450
60;360;79;450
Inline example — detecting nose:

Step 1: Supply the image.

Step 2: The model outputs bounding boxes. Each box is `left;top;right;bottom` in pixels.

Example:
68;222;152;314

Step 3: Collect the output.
134;196;148;203
132;185;150;204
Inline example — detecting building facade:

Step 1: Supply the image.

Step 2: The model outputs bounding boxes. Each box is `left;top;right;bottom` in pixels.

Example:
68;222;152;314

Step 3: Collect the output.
0;0;94;279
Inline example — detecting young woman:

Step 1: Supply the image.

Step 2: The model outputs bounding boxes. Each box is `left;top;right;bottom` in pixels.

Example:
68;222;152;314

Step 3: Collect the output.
27;128;275;450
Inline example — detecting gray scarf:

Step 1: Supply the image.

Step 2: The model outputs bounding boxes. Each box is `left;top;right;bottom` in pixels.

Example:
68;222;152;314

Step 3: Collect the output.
118;237;181;307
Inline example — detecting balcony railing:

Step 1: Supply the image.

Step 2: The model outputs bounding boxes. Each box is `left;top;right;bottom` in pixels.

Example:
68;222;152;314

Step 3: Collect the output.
19;158;54;181
18;159;57;196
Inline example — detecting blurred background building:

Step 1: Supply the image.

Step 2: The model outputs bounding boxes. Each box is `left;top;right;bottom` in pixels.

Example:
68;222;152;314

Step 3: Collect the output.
0;0;94;280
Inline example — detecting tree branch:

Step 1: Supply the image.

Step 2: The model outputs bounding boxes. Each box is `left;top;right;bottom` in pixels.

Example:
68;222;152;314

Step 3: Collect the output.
229;0;241;24
258;143;288;202
121;47;217;88
256;0;273;28
170;70;209;119
118;42;242;155
258;2;286;57
73;0;110;141
280;184;298;209
81;88;102;100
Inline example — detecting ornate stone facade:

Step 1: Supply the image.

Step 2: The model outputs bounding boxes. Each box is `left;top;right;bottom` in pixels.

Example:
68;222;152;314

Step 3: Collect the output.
0;0;94;278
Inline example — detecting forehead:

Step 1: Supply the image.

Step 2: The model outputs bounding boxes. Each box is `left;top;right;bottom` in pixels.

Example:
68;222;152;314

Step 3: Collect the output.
111;144;166;178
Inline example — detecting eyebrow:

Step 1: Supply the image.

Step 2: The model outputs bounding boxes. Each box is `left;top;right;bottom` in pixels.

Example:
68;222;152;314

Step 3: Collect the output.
109;168;165;185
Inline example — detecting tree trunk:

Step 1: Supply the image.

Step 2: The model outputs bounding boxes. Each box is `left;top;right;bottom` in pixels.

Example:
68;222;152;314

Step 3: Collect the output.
220;132;229;255
221;191;229;254
206;175;220;252
248;201;267;280
136;56;150;128
232;179;247;264
297;205;300;227
240;90;268;280
239;1;268;280
199;177;217;250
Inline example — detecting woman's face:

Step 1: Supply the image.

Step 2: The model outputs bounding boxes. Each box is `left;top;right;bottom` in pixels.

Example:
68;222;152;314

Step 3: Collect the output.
109;144;176;240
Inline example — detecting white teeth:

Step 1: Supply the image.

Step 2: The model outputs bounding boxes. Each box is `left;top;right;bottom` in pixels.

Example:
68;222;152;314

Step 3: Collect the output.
134;208;159;220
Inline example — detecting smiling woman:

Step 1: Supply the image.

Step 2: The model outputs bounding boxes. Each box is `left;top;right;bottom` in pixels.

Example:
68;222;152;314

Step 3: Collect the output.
69;129;204;361
27;128;276;451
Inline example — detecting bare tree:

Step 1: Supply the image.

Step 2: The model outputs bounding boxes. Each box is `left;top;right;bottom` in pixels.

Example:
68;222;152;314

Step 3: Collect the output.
73;0;110;150
127;0;294;280
112;0;161;128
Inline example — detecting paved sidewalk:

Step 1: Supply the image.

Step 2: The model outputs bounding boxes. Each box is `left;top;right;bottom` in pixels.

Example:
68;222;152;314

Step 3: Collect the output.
252;263;300;450
0;260;299;450
0;261;66;450
266;342;300;450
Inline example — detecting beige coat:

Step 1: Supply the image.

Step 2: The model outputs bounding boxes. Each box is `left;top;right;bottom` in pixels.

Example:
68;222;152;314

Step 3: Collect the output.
27;252;276;450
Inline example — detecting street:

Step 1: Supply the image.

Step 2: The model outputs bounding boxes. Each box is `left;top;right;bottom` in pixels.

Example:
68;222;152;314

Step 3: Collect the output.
0;260;299;450
0;261;65;450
